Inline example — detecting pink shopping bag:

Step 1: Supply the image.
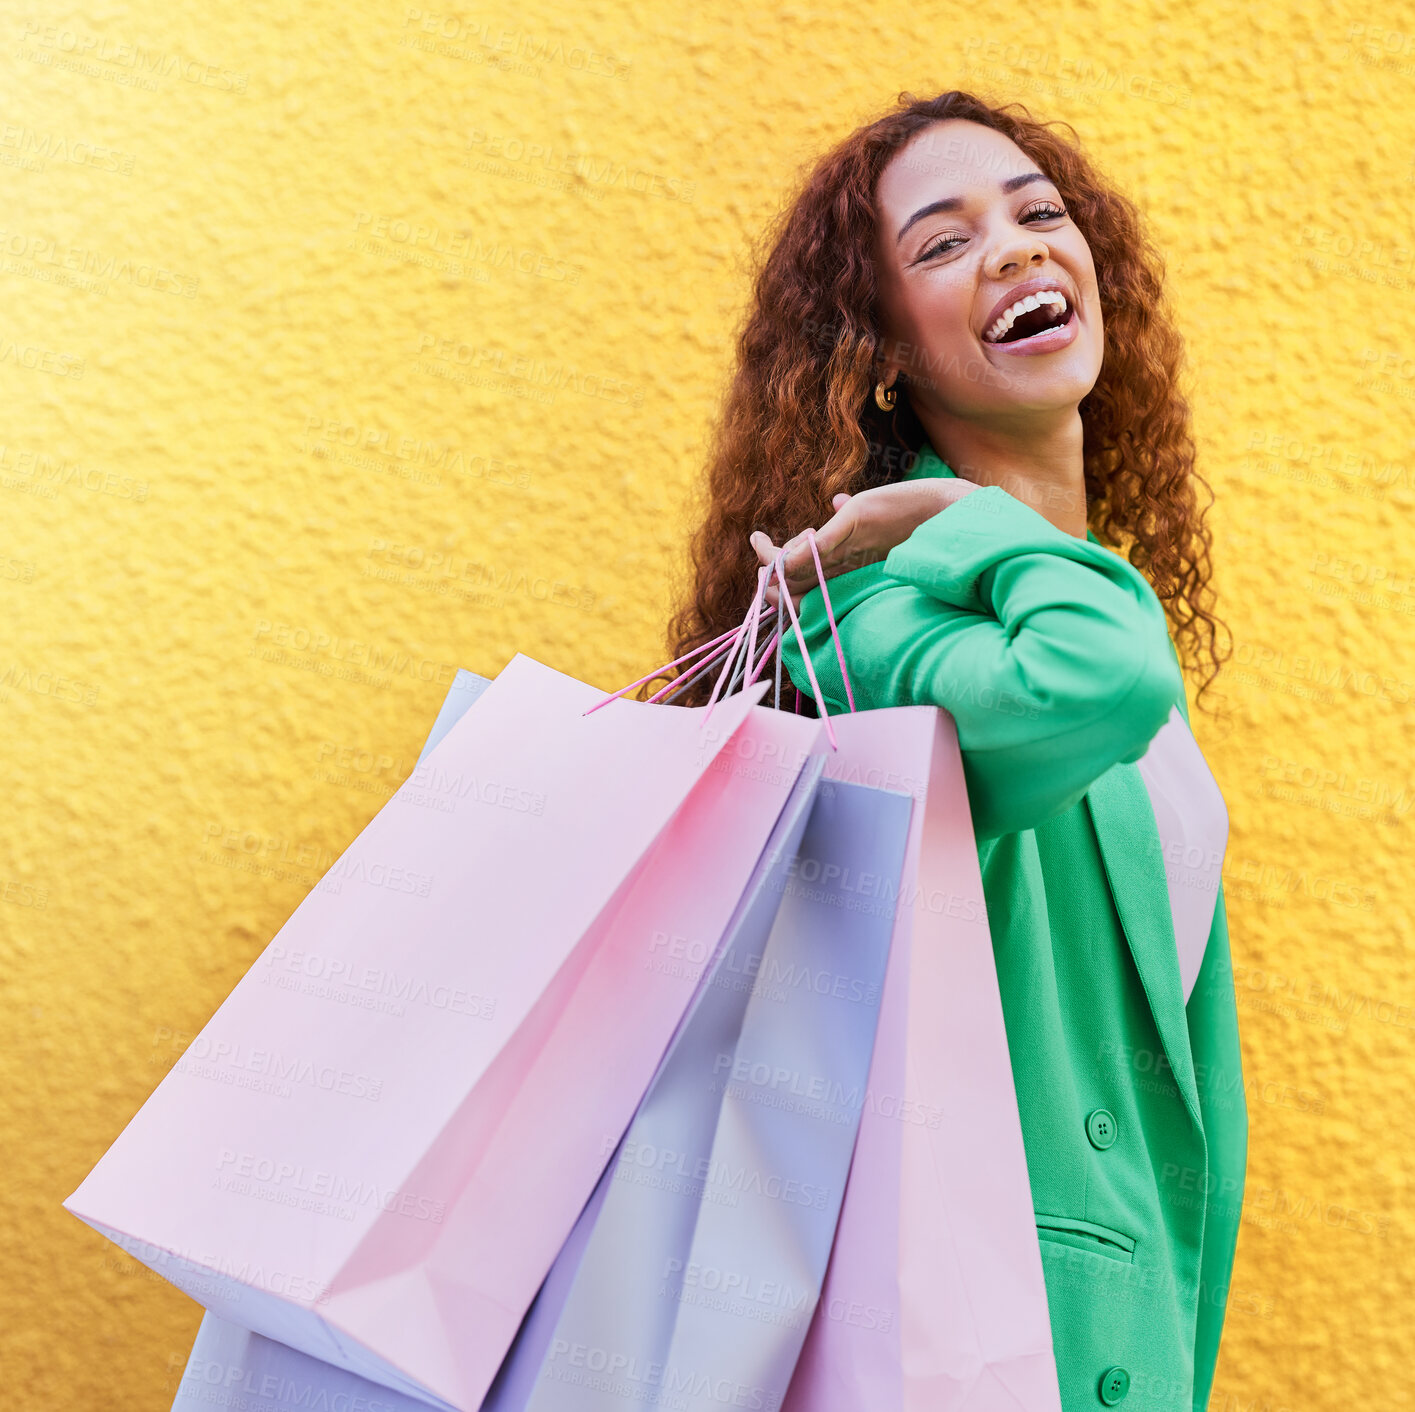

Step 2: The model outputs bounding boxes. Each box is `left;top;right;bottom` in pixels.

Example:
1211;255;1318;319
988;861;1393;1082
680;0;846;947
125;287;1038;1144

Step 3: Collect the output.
64;653;825;1412
780;703;1063;1411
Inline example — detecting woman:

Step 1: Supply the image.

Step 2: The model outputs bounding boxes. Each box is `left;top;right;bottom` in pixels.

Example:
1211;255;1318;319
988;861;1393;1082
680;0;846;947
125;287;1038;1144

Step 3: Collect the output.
662;91;1247;1410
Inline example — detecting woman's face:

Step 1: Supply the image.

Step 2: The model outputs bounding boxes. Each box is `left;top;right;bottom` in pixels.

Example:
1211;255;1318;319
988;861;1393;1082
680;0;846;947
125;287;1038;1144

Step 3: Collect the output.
872;118;1104;420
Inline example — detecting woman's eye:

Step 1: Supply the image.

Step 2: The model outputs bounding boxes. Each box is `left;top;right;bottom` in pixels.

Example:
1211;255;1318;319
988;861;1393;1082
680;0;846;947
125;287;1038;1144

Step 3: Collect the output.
918;234;963;261
917;203;1067;263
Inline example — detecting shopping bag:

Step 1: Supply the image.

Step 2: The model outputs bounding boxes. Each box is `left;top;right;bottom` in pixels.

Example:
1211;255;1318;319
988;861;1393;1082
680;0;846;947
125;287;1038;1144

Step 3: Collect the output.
171;1314;445;1412
419;666;494;755
1133;705;1228;1002
64;652;826;1412
483;764;911;1412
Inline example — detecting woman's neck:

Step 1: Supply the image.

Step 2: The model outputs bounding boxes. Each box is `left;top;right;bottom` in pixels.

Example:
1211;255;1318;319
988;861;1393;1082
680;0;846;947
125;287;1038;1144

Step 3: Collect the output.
922;407;1089;539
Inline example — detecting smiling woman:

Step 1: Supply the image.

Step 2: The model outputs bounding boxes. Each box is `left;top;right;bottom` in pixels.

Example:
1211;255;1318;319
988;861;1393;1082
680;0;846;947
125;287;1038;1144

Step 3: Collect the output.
665;90;1223;697
657;90;1246;1411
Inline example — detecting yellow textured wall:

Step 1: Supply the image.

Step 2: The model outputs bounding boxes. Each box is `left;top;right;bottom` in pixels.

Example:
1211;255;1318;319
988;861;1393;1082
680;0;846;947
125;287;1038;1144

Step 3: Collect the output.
3;2;1411;1407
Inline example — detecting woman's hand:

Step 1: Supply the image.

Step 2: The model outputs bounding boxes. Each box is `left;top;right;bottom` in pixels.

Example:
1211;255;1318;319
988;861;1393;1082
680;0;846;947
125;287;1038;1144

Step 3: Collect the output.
749;477;984;607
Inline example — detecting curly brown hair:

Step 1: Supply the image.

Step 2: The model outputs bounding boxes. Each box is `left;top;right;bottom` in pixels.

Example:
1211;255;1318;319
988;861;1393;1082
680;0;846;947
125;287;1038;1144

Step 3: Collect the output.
658;88;1228;713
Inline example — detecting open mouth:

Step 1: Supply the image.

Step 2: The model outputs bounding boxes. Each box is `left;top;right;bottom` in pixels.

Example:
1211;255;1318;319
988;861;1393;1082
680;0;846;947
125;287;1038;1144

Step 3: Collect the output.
983;292;1074;345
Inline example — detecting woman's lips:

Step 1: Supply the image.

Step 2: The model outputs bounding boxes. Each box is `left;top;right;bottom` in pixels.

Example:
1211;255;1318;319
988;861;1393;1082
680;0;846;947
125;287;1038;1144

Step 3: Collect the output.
984;305;1080;356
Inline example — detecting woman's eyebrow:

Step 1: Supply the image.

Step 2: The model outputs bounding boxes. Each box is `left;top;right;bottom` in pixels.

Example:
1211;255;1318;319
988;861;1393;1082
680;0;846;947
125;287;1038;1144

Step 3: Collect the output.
895;171;1053;246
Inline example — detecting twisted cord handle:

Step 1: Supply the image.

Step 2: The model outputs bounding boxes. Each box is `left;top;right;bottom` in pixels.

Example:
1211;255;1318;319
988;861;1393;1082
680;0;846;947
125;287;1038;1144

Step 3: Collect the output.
586;530;856;746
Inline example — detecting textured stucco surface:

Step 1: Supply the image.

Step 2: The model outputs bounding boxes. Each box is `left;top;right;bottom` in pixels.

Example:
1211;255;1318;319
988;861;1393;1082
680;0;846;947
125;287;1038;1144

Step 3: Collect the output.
2;2;1412;1407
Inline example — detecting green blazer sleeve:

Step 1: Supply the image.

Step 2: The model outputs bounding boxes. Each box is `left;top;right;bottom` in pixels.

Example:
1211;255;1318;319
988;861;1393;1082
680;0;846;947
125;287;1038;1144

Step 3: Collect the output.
780;485;1185;839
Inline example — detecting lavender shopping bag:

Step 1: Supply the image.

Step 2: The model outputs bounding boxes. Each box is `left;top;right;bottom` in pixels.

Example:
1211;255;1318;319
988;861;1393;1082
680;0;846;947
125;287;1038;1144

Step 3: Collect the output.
66;654;826;1412
483;769;910;1412
170;1317;444;1412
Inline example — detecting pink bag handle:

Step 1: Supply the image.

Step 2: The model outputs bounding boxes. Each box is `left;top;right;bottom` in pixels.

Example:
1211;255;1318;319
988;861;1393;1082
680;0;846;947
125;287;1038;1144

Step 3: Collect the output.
587;529;857;747
804;531;856;714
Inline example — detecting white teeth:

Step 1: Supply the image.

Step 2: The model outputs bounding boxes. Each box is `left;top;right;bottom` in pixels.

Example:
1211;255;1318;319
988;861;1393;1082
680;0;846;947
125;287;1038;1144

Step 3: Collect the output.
985;288;1069;343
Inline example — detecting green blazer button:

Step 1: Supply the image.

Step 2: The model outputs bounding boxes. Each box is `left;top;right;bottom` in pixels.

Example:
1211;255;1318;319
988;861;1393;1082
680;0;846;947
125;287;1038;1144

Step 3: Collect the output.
1086;1108;1118;1149
1099;1365;1130;1404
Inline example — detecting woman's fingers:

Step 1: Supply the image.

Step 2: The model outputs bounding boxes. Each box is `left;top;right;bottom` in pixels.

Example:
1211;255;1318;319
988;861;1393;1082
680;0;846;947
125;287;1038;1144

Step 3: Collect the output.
777;505;865;586
750;516;852;611
752;532;789;609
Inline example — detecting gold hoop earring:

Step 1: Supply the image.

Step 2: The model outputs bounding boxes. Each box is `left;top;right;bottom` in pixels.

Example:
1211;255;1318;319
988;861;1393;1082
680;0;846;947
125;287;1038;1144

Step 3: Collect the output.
874;378;898;413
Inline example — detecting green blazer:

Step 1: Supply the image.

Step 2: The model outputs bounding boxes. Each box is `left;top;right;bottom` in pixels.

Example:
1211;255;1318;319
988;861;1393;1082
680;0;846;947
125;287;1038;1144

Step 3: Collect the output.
779;443;1247;1412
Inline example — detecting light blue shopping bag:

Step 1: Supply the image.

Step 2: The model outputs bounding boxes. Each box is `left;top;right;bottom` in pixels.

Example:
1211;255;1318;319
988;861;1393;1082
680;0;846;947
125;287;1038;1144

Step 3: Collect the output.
418;668;494;757
170;1313;449;1412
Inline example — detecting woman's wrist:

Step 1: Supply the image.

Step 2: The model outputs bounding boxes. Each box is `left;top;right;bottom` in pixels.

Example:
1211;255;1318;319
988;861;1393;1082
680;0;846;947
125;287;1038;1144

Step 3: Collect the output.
922;476;983;521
